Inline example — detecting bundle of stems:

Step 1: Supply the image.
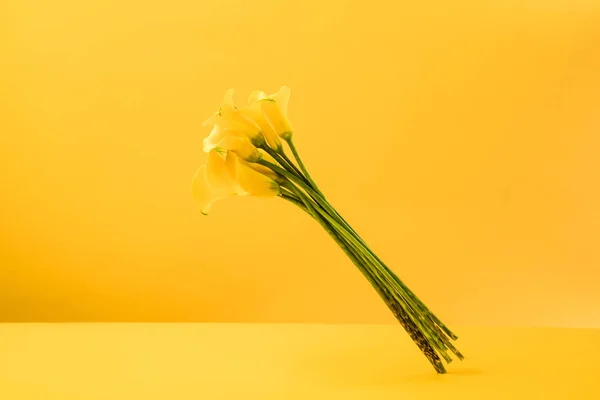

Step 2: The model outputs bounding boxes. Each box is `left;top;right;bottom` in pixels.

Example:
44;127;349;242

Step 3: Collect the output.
259;138;464;374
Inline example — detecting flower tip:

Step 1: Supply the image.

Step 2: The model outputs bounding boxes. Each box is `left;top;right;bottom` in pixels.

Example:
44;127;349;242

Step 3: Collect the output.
248;90;267;105
202;142;214;155
202;113;218;127
223;88;235;105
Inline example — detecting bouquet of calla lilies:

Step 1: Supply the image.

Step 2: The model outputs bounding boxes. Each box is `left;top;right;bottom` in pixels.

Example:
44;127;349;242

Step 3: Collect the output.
193;86;464;373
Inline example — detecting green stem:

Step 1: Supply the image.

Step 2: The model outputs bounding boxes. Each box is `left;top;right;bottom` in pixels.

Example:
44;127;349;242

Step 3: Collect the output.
268;162;457;354
261;145;306;184
280;194;394;308
268;146;464;364
326;205;461;348
282;184;447;359
276;157;461;348
279;151;304;178
329;209;461;349
281;186;399;303
297;188;451;361
286;138;325;198
328;208;460;343
280;190;447;373
281;193;404;312
259;160;336;218
279;187;298;200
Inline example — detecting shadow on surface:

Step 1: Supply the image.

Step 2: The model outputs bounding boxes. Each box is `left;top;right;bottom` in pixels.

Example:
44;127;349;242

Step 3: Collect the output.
291;332;486;388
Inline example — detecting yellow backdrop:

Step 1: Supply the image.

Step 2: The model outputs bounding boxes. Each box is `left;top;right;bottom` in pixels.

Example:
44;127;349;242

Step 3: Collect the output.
1;0;599;327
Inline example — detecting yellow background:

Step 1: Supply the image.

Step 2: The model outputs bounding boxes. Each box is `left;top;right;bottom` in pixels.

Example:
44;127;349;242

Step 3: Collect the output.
1;0;599;327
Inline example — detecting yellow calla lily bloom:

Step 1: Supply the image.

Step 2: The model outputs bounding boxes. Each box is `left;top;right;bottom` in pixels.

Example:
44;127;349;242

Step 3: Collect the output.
203;124;260;162
214;88;282;152
202;112;265;149
248;86;293;140
225;152;281;197
203;89;265;148
192;150;280;215
192;151;235;215
242;149;280;182
238;101;282;152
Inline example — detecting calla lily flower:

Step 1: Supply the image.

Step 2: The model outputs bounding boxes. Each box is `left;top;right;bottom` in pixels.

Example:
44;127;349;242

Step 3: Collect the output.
192;151;235;215
248;86;293;140
203;89;265;148
240;149;280;182
225;152;281;197
205;88;286;152
203;124;260;162
202;112;265;149
192;150;280;215
221;89;282;152
239;101;282;152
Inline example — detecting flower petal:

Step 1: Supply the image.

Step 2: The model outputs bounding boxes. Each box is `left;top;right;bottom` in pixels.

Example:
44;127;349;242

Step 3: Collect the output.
246;86;293;140
224;152;247;195
259;100;292;140
204;109;264;148
226;152;280;197
258;149;277;164
202;124;229;153
216;135;260;162
192;164;233;215
205;150;235;190
202;113;219;127
243;149;280;181
243;161;280;182
241;102;282;151
223;88;236;107
271;86;291;117
237;163;281;197
248;90;268;105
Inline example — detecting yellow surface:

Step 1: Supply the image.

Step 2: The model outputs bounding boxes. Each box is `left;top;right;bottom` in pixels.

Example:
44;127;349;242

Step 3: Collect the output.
1;323;599;399
2;0;600;326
